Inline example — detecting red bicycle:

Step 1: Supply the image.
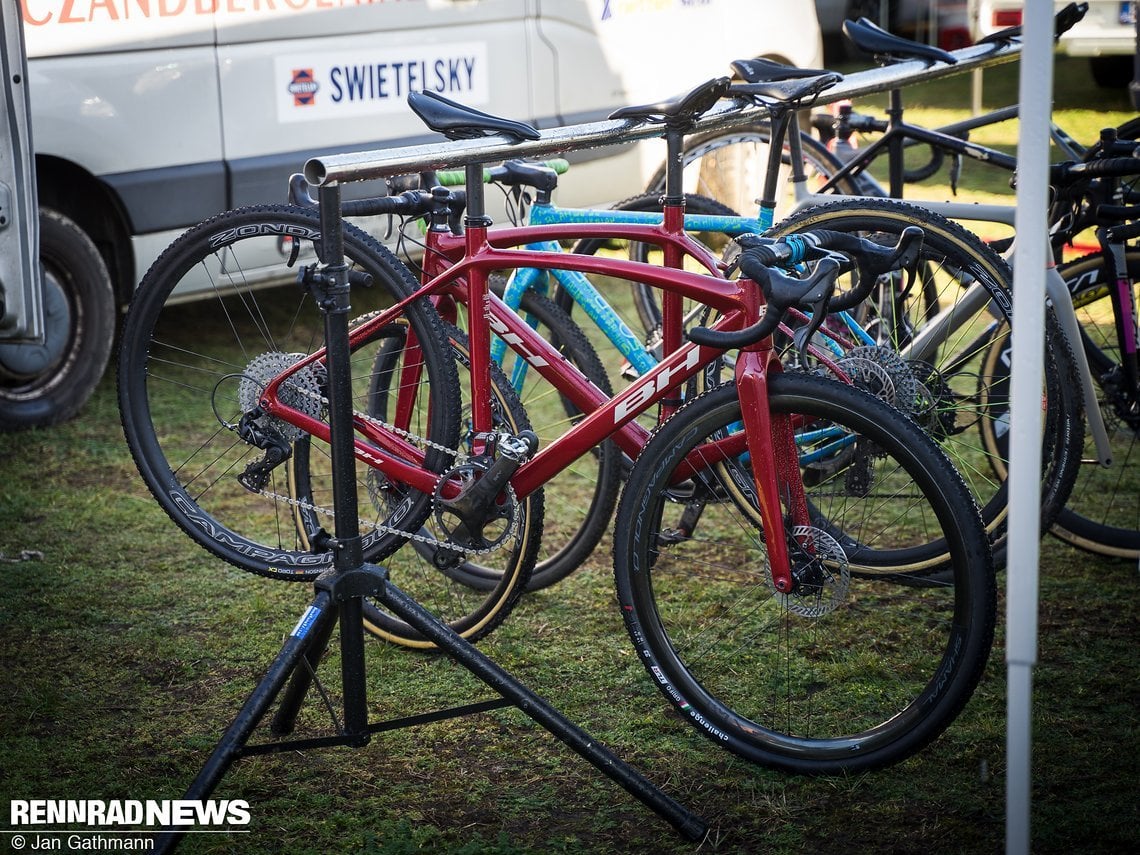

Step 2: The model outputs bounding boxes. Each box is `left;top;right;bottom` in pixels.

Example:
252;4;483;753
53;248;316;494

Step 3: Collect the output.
119;79;994;773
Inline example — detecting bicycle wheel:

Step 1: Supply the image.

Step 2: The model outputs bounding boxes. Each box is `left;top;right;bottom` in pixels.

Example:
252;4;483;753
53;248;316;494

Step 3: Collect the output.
487;290;621;590
0;209;115;429
346;324;543;644
613;376;996;774
767;198;1084;564
1039;250;1139;558
644;121;856;219
118;204;461;585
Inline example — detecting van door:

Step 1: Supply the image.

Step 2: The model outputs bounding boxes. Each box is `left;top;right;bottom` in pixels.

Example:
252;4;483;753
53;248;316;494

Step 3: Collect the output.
0;4;42;345
216;0;540;206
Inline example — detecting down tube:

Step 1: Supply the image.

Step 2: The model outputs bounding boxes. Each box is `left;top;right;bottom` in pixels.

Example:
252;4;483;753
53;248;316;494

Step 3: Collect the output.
508;335;722;498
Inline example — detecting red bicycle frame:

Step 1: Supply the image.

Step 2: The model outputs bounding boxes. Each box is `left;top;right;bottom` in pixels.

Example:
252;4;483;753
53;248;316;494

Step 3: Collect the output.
261;209;807;591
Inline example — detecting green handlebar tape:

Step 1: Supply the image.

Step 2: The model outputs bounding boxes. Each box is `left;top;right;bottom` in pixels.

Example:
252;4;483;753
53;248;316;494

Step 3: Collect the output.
435;158;570;186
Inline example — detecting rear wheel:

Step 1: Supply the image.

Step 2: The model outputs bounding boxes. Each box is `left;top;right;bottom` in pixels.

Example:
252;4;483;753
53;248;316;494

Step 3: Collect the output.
644;122;855;223
768;198;1084;562
1045;250;1140;558
118;205;461;590
578;193;739;337
488;289;621;589
568;193;739;366
347;323;542;645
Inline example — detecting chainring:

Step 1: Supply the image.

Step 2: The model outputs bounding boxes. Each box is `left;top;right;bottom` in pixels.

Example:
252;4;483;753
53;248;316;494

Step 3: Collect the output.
431;459;520;553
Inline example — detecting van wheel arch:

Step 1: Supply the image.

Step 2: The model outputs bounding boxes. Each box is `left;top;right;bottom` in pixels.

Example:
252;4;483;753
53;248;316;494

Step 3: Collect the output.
35;155;134;308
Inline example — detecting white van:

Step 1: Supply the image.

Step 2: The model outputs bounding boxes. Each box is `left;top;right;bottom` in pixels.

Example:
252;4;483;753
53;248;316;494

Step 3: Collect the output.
3;0;823;428
970;0;1137;87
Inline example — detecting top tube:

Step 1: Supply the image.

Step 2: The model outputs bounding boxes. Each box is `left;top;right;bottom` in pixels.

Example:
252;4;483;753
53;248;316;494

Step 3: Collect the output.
527;204;763;236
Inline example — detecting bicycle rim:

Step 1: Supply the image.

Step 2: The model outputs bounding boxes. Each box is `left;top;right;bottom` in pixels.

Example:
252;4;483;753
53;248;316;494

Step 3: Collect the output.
613;377;995;774
354;322;542;645
489;290;621;590
645;122;854;223
118;205;460;582
1049;251;1140;558
767;198;1083;562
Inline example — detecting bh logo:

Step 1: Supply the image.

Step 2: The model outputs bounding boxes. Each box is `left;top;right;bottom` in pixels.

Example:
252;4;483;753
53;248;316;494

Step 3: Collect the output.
289;69;319;107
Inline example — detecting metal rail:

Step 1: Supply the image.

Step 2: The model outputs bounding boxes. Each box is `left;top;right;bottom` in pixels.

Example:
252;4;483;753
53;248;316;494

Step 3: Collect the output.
304;38;1022;188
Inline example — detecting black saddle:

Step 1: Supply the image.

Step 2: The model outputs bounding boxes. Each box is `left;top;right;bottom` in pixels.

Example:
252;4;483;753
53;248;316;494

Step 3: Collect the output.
407;90;541;143
730;72;842;106
609;77;731;130
843;17;957;66
731;57;834;84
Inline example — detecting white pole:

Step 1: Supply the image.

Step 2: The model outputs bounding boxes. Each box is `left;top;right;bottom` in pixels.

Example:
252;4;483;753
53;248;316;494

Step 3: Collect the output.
1006;2;1054;853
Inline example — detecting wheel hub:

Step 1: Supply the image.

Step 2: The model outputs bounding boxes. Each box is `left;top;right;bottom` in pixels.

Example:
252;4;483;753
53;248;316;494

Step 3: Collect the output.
767;526;850;618
233;351;324;442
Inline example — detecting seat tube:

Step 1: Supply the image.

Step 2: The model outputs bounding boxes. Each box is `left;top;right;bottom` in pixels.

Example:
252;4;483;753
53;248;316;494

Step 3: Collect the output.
886;88;905;198
464;162;495;437
734;349;794;593
661;201;686;358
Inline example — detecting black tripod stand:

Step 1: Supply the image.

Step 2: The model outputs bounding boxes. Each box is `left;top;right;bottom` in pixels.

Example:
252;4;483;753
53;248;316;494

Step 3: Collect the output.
153;184;706;853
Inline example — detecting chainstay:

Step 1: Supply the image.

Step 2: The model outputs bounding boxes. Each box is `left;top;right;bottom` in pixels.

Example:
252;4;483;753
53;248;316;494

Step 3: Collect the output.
263;400;524;558
259;480;523;557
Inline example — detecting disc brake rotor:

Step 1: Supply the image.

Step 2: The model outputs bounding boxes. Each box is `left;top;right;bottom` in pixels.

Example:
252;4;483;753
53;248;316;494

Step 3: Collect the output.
767;525;850;618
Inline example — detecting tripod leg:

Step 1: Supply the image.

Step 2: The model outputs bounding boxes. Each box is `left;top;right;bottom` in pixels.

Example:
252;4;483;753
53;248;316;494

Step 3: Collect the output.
375;575;708;843
153;589;337;855
270;599;338;736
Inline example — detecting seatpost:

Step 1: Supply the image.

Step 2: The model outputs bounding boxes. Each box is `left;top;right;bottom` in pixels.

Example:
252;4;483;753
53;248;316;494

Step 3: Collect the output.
887;88;906;198
662;126;687;207
760;109;793;230
784;110;811;225
464;161;491;227
659;125;688;415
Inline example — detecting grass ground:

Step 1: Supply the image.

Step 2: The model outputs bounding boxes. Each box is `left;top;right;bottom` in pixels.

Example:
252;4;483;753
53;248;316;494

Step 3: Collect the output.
1;55;1137;855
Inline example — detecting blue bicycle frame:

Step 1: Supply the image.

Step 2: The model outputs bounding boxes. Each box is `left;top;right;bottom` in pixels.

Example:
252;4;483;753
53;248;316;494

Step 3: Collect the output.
492;199;873;389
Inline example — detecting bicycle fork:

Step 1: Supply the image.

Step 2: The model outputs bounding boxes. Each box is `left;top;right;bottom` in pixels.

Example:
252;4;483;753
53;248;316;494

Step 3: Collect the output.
734;349;806;594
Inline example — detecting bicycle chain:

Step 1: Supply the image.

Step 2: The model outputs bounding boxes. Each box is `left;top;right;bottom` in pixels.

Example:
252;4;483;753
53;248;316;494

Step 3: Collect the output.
258;480;522;558
255;382;523;558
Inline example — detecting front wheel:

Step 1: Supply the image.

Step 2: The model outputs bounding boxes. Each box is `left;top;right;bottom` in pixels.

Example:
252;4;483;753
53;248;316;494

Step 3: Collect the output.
767;198;1085;563
613;375;996;774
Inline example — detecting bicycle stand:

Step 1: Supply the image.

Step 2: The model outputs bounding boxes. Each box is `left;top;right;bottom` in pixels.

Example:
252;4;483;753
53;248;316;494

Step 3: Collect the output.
152;184;707;853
